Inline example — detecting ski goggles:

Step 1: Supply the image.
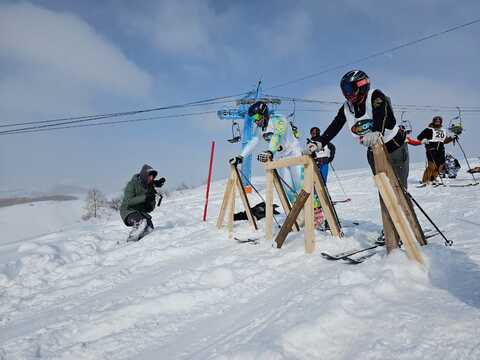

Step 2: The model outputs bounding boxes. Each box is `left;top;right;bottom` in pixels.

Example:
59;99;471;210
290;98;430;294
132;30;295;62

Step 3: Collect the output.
251;113;265;123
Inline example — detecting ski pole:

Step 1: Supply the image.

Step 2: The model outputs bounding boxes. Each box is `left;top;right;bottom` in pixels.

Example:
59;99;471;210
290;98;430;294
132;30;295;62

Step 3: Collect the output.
455;138;479;184
406;191;453;246
330;163;351;200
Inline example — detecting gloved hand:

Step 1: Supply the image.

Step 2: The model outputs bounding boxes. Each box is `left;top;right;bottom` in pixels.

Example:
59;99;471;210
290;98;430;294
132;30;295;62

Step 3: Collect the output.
306;140;321;153
145;191;156;203
257;151;273;163
154;177;166;188
360;131;382;147
229;156;243;166
421;138;429;144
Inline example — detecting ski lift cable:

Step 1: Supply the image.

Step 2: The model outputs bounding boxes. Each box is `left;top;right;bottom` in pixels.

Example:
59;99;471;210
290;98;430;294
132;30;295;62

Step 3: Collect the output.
0;94;246;130
268;95;480;111
265;17;480;91
0;111;217;136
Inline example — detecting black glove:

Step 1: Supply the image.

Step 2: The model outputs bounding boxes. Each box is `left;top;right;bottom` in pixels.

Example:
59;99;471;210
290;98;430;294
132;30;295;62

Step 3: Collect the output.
145;190;156;203
229;156;243;166
154;177;166;188
257;151;273;163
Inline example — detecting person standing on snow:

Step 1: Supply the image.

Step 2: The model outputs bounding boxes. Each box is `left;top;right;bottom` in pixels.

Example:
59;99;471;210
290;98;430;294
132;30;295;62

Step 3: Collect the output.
229;101;303;202
120;164;166;241
308;126;336;183
416;116;457;185
307;70;408;187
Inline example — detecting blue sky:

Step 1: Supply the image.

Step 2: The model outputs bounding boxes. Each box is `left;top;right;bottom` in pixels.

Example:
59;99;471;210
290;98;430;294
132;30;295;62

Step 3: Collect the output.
0;0;479;193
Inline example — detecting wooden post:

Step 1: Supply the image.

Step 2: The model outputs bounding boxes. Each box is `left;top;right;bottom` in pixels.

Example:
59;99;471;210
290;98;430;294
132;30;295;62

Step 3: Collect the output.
374;173;424;265
216;176;235;229
228;180;236;238
303;162;315;253
372;144;426;251
309;157;343;238
266;169;274;241
272;169;300;232
217;165;257;234
275;190;310;248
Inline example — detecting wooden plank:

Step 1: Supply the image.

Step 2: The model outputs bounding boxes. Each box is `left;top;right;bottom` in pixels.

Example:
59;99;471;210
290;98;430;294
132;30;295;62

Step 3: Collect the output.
303;163;315;253
310;157;343;238
374;173;424;265
266;169;274;241
264;155;310;170
228;179;236;238
380;197;399;253
275;190;310;249
272;169;300;232
216;174;235;229
233;165;258;231
372;144;426;248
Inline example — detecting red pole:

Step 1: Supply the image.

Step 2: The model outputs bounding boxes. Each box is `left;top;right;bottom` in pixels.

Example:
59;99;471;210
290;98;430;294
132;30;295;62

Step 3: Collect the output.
203;141;215;221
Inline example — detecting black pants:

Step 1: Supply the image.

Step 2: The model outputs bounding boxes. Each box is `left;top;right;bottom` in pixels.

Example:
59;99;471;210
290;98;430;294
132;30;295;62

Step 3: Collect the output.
367;142;410;189
125;211;154;229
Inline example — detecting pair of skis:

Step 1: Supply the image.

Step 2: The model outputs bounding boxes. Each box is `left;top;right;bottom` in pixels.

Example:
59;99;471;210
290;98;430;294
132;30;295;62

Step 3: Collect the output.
321;231;440;265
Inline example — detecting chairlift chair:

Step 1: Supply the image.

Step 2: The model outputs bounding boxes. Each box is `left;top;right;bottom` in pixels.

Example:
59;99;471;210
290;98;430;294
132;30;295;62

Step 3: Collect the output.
227;121;241;143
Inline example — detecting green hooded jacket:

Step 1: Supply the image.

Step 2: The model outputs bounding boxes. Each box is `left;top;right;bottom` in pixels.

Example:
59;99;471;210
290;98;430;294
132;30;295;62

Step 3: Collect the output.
120;164;157;223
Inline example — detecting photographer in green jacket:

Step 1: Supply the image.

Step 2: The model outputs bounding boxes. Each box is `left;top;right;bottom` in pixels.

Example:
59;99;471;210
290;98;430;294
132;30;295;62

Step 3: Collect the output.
120;164;165;241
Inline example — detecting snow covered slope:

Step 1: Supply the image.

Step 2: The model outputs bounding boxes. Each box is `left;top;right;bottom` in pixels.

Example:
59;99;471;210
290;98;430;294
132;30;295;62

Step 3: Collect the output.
0;199;84;265
1;164;480;359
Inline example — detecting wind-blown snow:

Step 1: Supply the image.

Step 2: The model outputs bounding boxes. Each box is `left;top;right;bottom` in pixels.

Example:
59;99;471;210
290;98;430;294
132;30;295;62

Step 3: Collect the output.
0;163;479;359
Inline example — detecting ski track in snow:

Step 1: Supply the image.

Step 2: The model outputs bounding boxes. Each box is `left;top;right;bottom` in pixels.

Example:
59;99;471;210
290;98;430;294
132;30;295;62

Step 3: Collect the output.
1;165;480;359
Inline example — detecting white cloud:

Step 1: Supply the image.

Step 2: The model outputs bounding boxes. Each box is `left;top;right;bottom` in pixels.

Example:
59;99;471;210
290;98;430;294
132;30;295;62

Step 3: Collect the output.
0;2;153;118
259;10;313;56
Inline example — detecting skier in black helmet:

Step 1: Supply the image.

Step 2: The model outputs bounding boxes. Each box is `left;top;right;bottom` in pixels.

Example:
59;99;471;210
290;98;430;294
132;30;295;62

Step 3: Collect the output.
308;70;409;246
308;70;408;187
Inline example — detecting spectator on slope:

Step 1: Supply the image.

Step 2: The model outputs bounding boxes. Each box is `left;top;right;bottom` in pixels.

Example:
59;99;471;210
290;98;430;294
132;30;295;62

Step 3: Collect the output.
309;126;336;183
120;164;165;241
229;101;304;203
416;116;457;186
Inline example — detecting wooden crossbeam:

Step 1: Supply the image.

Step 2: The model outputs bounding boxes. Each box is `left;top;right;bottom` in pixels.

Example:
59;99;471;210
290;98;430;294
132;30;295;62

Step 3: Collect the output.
374;173;424;265
264;155;310;170
275;190;310;249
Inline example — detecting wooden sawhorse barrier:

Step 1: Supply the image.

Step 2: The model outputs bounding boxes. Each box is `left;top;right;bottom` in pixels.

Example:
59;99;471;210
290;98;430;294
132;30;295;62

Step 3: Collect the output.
264;155;343;253
216;163;301;237
216;164;257;237
372;143;426;264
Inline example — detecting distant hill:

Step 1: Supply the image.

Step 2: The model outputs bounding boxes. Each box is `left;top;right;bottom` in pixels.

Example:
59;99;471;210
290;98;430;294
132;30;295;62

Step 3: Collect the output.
0;195;78;208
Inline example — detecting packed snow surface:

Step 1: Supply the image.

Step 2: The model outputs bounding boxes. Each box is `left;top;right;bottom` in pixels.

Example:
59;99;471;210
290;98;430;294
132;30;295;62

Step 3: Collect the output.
1;164;480;359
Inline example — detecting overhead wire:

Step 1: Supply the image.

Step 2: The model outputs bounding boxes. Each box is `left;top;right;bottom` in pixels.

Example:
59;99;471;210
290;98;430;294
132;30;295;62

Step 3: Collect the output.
265;17;480;90
0;111;217;136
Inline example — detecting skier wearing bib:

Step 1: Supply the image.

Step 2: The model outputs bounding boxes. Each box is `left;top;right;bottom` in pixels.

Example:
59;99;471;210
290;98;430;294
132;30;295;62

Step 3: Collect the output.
417;116;457;185
229;101;303;202
307;70;409;245
307;70;408;187
309;126;336;183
